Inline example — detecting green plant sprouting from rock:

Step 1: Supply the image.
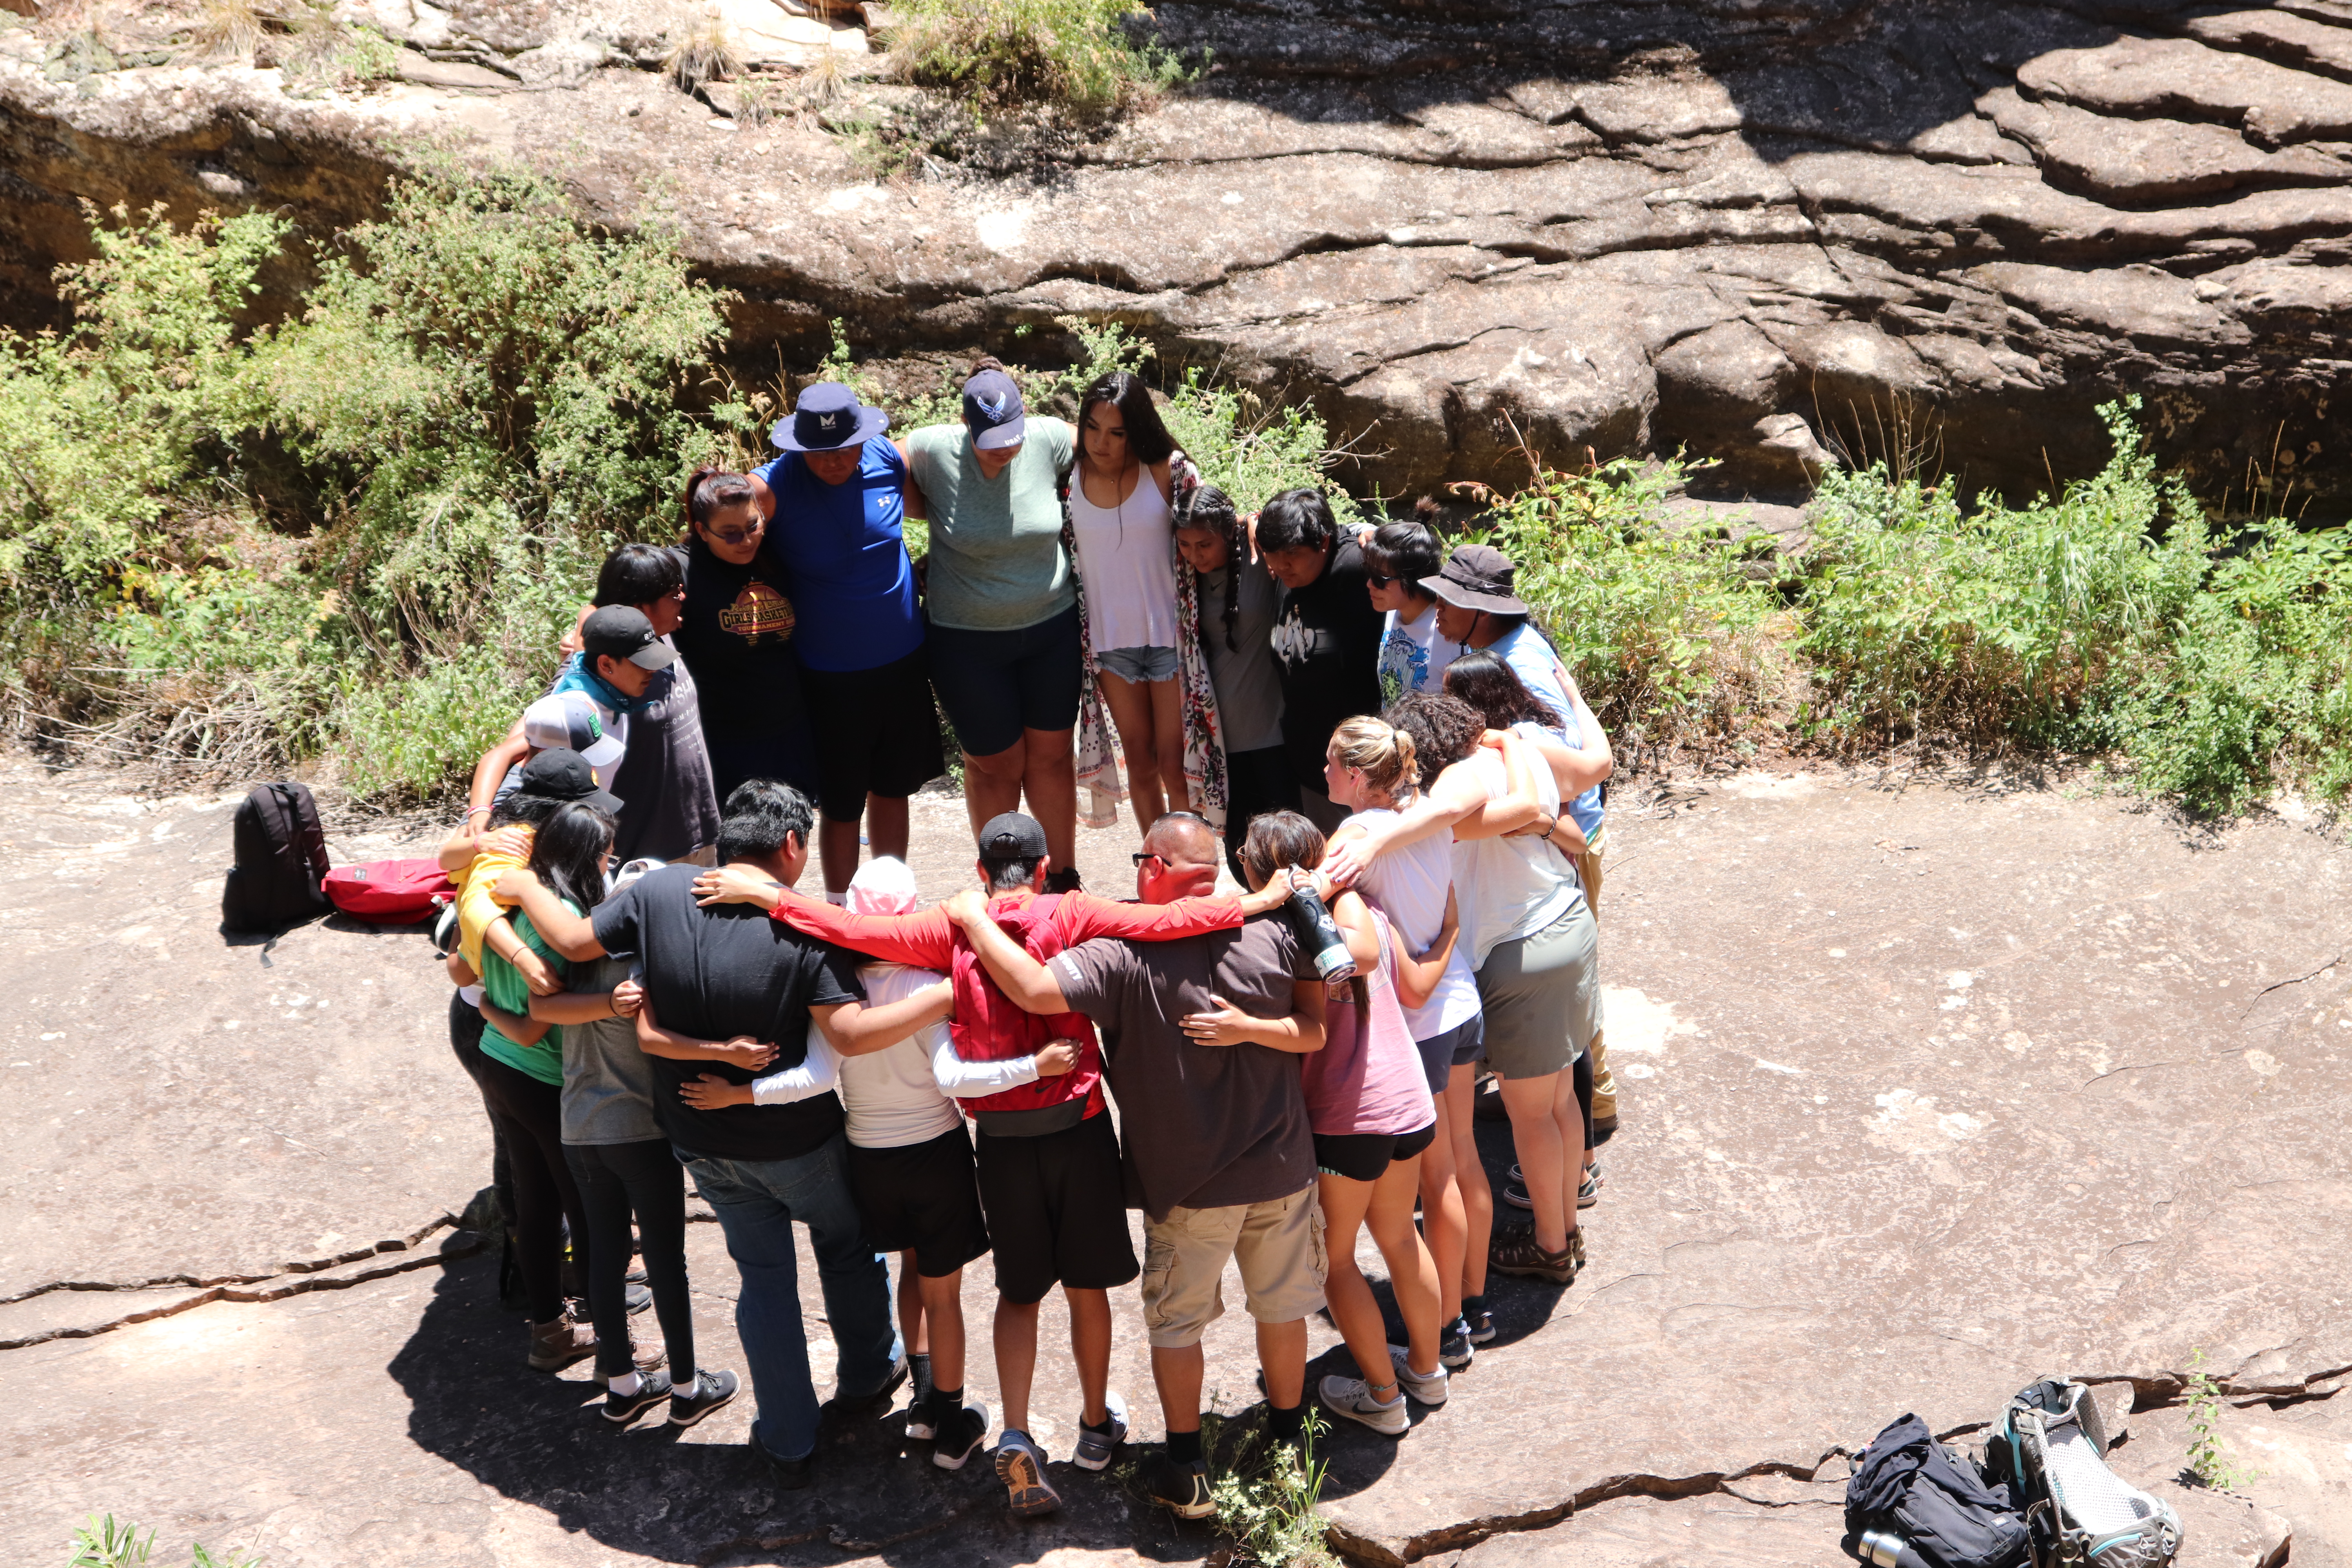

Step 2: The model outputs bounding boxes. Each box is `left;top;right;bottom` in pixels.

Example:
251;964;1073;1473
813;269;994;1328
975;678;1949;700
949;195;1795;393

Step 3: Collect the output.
2183;1348;2263;1491
68;1514;261;1568
882;0;1193;119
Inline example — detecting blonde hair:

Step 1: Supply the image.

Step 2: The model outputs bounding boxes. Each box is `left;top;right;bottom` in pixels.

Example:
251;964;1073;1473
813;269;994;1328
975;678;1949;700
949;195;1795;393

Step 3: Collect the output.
1328;716;1418;802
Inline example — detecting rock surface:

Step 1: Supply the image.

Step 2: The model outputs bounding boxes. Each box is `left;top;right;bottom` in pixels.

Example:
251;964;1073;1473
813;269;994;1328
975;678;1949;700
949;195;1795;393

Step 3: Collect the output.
4;1;2352;505
3;750;2351;1566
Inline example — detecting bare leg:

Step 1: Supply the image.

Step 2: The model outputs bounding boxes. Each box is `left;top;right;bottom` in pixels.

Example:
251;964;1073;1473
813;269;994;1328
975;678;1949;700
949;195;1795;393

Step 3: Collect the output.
919;1269;964;1394
1255;1317;1308;1410
1066;1285;1113;1426
1314;1172;1394;1396
865;792;910;862
819;816;863;897
1019;726;1078;873
1417;1096;1469;1326
1149;675;1188;812
1445;1064;1493;1297
1499;1072;1570;1254
1151;1342;1205;1435
1097;668;1167;830
1364;1156;1445;1377
993;1295;1041;1435
1552;1066;1588;1231
896;1249;927;1357
962;736;1028;845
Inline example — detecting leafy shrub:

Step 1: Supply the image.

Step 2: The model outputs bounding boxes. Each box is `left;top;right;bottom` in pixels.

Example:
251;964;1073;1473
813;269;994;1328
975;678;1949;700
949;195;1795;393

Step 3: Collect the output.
884;0;1190;118
1456;456;1789;768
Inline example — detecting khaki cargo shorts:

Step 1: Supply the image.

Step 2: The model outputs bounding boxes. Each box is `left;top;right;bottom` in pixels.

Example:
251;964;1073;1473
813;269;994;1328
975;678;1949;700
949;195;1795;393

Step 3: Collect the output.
1138;1185;1327;1349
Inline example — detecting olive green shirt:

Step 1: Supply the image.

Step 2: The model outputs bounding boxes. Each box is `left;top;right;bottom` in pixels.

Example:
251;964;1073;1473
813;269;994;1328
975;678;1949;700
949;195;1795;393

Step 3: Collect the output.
907;419;1077;631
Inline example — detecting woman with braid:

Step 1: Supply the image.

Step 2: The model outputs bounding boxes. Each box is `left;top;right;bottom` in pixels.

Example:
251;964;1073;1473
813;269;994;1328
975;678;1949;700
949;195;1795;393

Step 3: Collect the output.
1172;485;1298;879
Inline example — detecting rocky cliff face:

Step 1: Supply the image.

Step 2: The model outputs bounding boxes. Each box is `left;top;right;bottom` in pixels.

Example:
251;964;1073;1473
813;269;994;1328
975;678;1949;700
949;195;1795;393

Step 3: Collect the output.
4;0;2349;505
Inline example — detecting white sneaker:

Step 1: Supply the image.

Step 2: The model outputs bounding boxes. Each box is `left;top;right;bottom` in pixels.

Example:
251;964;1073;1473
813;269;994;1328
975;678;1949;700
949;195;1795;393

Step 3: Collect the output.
1387;1346;1450;1406
1319;1373;1408;1436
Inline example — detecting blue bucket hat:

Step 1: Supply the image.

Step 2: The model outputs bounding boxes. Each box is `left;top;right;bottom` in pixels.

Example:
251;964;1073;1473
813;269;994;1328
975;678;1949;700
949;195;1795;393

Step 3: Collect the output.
962;368;1027;452
771;381;890;453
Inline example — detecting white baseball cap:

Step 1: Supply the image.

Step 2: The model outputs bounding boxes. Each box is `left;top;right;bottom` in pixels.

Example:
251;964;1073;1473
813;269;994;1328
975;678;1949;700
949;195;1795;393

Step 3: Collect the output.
846;856;920;917
523;691;625;769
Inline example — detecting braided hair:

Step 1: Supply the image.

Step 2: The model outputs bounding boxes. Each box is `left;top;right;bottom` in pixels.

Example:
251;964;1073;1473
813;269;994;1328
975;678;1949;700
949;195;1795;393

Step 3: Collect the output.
1176;484;1245;652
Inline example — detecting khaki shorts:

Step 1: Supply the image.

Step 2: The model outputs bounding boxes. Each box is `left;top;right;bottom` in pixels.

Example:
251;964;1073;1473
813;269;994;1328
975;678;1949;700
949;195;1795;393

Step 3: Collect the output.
1578;820;1607;917
1139;1185;1327;1349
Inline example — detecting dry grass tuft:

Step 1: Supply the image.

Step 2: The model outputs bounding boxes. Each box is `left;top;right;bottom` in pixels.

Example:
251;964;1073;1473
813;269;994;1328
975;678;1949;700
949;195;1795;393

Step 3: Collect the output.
192;0;274;58
662;7;740;89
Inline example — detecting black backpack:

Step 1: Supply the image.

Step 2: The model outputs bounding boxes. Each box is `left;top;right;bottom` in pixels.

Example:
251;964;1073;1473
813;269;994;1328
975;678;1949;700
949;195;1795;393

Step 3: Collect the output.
1846;1412;2031;1568
222;782;332;933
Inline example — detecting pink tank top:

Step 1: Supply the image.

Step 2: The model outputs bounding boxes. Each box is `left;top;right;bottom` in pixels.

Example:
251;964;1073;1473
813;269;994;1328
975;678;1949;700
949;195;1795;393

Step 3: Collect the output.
1301;909;1438;1138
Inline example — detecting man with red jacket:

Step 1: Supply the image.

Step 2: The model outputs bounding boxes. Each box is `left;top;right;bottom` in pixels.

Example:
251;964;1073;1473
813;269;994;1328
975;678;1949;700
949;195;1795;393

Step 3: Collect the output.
694;810;1284;1516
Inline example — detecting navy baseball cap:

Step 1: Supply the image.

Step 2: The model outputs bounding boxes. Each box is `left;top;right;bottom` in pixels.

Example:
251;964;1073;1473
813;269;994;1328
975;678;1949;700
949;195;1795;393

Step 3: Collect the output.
771;381;889;453
516;748;624;817
962;368;1027;452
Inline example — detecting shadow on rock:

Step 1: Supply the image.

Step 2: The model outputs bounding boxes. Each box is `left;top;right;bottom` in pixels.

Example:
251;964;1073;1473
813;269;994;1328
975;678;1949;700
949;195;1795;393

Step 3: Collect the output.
387;1252;1210;1565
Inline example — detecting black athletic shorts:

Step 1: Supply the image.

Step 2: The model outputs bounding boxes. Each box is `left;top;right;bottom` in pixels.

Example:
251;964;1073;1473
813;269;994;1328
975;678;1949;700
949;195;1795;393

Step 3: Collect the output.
800;645;947;820
1312;1122;1439;1184
974;1108;1138;1305
844;1123;991;1279
926;603;1084;759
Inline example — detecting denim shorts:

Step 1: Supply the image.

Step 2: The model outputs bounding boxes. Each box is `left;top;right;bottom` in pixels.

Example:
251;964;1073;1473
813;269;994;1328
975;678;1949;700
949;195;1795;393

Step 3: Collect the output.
1095;644;1179;684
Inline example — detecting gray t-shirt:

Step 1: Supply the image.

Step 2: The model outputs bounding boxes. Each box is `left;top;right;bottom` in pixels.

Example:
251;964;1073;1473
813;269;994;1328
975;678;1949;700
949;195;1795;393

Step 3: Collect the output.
559;955;664;1146
603;660;721;864
907;419;1078;632
1195;554;1286;754
1049;914;1318;1221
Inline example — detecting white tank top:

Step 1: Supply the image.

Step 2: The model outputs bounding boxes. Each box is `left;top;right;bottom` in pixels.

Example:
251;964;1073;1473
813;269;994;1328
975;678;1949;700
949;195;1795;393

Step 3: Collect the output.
1069;466;1179;653
1451;724;1584;969
1340;806;1483;1040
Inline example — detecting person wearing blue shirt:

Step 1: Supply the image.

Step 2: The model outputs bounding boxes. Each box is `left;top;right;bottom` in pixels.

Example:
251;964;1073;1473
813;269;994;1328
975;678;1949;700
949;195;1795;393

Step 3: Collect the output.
751;383;943;899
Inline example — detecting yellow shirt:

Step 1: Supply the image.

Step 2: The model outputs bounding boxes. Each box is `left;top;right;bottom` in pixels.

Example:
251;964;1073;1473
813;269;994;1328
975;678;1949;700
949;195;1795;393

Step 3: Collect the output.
456;831;535;973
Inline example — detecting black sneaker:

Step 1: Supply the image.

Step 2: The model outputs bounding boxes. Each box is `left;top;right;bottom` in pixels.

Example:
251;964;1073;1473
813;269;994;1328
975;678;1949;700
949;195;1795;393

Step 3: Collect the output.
931;1400;991;1471
1463;1306;1496;1345
835;1353;909;1410
671;1368;741;1428
625;1282;653;1314
604;1370;673;1425
1140;1451;1214;1520
755;1435;814;1490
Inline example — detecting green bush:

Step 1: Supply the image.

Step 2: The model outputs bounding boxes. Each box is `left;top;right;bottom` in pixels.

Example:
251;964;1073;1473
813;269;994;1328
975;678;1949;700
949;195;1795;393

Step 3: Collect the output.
884;0;1190;118
1457;456;1790;766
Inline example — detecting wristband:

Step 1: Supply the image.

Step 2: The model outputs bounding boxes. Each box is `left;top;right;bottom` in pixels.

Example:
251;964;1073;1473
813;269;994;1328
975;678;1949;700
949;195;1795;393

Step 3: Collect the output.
464;805;490;820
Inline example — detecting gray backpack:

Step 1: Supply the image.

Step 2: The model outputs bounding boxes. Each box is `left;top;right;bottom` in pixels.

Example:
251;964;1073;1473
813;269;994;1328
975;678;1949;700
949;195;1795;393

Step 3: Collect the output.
1990;1379;2181;1568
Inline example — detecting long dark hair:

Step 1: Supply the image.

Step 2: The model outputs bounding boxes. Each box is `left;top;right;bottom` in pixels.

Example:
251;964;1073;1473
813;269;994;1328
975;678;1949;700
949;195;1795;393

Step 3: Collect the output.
1176;484;1245;652
1383;692;1484;786
528;802;616;915
1240;811;1366;1009
1443;650;1562;732
1077;370;1174;468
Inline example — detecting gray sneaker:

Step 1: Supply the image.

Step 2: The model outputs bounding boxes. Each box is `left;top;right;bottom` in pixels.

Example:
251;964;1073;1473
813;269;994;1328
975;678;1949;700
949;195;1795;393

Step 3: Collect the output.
1071;1389;1128;1472
1387;1347;1450;1406
1319;1373;1408;1436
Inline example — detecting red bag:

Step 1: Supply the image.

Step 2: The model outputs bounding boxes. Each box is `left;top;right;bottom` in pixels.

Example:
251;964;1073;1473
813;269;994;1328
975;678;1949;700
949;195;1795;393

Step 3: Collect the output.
323;858;456;925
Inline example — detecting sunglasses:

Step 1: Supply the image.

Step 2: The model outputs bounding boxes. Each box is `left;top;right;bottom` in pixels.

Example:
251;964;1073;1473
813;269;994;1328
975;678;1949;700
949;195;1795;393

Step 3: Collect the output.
1365;572;1397;589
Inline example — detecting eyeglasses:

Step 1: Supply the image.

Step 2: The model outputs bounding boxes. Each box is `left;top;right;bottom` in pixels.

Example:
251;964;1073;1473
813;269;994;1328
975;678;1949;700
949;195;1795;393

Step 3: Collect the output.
1130;851;1161;866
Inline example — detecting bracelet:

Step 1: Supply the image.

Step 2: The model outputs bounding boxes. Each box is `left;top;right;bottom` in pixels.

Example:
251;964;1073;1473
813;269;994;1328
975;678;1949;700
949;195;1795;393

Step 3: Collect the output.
463;805;490;820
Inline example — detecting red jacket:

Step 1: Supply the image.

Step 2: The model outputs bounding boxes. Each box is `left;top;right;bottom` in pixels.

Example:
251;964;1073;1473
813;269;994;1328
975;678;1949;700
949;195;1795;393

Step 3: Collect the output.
762;886;1245;1118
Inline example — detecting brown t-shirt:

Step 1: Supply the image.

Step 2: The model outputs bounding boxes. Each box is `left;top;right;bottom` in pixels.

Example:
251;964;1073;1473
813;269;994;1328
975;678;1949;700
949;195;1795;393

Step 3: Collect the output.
1049;914;1319;1221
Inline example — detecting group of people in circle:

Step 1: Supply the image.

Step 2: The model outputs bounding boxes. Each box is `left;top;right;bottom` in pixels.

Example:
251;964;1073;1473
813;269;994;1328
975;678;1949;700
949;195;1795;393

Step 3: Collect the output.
429;354;1619;1521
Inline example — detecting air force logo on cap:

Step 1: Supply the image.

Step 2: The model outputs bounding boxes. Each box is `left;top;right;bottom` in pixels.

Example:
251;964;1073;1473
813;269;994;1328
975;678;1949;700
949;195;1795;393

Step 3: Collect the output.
773;381;887;453
962;367;1027;452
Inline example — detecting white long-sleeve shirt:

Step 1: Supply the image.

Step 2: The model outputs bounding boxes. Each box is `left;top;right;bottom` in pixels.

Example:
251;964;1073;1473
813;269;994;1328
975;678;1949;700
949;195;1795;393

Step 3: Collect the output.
752;961;1042;1148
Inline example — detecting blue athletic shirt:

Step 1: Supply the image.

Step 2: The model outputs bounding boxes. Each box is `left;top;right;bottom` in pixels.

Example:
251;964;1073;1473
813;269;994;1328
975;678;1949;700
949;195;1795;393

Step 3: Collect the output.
757;438;924;673
1488;621;1604;837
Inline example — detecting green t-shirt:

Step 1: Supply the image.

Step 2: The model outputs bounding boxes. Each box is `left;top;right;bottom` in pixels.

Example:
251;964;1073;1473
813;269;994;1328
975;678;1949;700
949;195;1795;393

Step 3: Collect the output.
480;904;572;1087
907;418;1077;631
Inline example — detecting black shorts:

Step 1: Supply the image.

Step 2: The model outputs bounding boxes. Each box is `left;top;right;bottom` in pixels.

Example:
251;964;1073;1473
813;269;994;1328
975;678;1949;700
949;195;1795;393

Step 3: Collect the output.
845;1124;991;1279
926;603;1084;759
1414;1014;1485;1095
974;1109;1138;1305
1312;1123;1439;1184
800;646;947;820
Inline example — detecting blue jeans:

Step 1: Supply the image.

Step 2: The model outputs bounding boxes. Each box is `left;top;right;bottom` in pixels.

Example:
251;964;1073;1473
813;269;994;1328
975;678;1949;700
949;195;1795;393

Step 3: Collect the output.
682;1133;901;1461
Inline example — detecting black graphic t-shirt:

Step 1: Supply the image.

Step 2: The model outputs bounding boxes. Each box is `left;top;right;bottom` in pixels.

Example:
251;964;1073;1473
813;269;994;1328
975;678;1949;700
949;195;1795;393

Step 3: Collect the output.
1270;532;1386;780
672;537;811;739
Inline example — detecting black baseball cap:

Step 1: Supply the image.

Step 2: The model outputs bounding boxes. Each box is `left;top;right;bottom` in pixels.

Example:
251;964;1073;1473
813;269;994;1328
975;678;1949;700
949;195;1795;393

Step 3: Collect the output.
977;811;1048;862
962;368;1026;452
516;748;624;816
581;605;678;671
